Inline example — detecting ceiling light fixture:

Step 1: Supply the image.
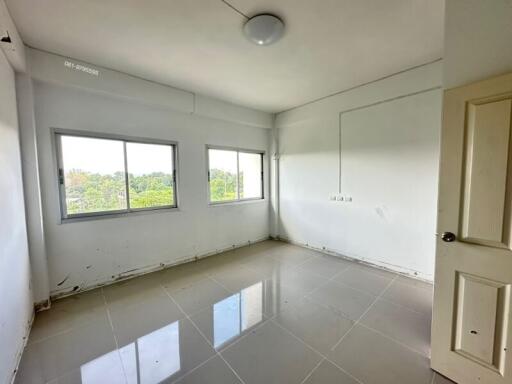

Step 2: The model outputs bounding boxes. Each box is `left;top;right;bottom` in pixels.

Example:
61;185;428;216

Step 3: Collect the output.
243;14;284;46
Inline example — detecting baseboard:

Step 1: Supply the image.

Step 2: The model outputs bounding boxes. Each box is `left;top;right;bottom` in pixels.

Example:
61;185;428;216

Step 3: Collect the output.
9;308;34;384
48;236;272;302
34;298;51;312
278;236;433;284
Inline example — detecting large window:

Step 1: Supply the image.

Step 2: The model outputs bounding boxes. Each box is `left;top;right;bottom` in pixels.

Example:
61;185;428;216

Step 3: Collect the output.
207;147;263;203
56;131;177;219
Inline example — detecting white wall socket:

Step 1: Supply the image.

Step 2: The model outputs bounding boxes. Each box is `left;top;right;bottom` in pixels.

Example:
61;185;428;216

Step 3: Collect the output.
330;194;353;202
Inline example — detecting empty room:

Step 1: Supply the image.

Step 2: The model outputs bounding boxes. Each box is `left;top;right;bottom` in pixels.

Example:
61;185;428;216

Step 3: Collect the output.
2;1;512;383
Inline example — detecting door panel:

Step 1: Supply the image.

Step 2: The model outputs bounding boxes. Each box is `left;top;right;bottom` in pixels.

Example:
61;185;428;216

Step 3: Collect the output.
431;73;512;384
454;272;509;372
461;98;512;248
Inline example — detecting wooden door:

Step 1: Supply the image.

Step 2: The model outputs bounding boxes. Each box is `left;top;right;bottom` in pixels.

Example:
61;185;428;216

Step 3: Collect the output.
431;72;512;383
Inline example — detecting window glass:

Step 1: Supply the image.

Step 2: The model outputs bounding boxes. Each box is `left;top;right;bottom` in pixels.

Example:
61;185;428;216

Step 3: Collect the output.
61;136;126;214
126;142;175;209
239;152;262;199
208;148;264;203
208;149;238;202
57;133;177;219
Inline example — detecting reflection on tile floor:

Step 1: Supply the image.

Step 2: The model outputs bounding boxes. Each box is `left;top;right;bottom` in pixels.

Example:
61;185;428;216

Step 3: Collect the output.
15;240;454;384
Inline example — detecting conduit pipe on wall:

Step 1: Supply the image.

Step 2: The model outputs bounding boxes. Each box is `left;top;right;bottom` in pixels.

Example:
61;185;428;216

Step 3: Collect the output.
270;113;280;238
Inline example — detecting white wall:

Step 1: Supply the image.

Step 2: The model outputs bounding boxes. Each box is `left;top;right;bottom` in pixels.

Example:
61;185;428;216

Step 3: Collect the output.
275;61;443;280
23;49;272;298
0;49;32;384
443;0;512;89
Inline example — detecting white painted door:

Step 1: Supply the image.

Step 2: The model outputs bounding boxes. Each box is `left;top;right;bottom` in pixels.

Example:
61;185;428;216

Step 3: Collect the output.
431;73;512;383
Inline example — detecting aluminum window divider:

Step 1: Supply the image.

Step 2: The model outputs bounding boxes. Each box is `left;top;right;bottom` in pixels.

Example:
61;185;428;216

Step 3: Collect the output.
236;150;240;200
123;140;131;210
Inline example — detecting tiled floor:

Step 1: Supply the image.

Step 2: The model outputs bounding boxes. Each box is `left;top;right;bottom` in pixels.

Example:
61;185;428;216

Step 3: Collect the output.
15;240;454;384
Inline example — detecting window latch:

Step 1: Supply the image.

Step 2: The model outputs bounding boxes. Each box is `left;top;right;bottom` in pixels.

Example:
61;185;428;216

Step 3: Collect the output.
58;168;64;185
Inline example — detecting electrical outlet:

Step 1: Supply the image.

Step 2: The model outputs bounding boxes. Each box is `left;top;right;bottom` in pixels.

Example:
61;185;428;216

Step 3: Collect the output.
336;195;344;201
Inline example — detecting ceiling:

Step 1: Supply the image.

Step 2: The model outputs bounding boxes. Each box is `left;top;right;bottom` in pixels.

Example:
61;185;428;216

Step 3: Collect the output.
5;0;444;113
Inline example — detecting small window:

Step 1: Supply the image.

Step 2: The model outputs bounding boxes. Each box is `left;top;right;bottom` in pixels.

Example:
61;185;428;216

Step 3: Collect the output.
208;147;263;203
56;132;177;219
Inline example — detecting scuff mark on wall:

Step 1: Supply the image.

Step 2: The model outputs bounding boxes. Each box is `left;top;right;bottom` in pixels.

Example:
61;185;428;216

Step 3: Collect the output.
56;274;70;286
50;236;271;301
375;206;388;221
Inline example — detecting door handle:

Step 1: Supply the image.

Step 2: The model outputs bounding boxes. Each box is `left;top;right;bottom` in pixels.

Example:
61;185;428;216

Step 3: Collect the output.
441;232;456;242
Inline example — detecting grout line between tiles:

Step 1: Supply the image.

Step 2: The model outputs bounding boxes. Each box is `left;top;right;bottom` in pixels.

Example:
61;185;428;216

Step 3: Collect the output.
302;267;431;320
240;251;321;279
270;270;433;384
100;287;130;384
299;357;325;384
27;326;76;346
377;295;432;317
207;275;237;294
270;318;364;384
217;317;271;353
294;284;433;360
217;353;247;384
357;322;431;358
172;354;219;383
211;255;432;361
161;281;248;384
321;272;393;297
26;293;113;346
330;274;398;351
301;261;354;298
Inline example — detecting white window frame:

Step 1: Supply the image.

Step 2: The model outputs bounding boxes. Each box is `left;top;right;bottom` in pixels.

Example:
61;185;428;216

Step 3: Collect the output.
206;145;264;205
54;129;178;221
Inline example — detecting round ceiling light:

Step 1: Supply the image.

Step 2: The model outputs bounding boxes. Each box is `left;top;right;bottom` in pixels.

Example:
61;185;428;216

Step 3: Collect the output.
243;14;284;46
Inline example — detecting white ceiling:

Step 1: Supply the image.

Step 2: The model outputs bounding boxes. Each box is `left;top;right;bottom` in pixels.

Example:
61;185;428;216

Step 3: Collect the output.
5;0;444;113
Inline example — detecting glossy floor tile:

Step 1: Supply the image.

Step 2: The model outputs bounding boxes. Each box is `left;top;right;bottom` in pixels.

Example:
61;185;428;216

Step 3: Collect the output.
302;360;359;384
273;299;354;354
221;321;322;384
307;280;376;320
329;325;433;384
433;372;457;384
173;356;242;384
333;265;394;295
189;281;269;350
168;278;232;316
297;255;352;278
28;290;107;344
208;264;265;293
15;241;441;384
16;317;118;383
382;275;434;316
119;318;216;383
360;298;431;356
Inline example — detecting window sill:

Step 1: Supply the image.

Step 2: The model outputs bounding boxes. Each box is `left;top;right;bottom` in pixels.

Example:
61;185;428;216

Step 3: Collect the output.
208;199;267;208
59;206;179;224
